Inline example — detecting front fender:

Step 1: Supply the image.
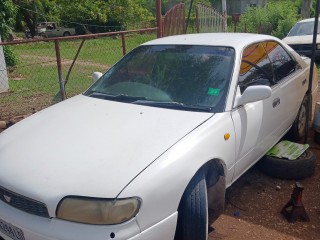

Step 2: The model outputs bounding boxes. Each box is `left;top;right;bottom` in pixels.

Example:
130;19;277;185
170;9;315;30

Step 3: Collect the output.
118;112;236;232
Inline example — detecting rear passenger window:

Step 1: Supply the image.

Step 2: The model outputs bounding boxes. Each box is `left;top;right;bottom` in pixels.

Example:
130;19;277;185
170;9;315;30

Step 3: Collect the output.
238;43;274;93
262;41;296;81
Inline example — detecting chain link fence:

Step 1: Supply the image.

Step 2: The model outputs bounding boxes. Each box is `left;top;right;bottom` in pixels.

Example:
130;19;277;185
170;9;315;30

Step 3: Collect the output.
0;28;157;122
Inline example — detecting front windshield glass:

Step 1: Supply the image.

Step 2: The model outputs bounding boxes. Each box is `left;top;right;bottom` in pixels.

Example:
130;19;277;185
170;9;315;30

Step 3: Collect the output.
288;21;320;36
85;45;235;112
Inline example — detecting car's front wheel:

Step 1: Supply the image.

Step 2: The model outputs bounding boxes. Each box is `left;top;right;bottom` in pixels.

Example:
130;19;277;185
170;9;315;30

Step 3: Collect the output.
175;171;208;240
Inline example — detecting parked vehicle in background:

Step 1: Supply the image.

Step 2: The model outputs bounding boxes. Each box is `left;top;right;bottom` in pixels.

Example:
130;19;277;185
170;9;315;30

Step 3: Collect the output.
0;33;318;240
283;18;320;60
25;22;76;38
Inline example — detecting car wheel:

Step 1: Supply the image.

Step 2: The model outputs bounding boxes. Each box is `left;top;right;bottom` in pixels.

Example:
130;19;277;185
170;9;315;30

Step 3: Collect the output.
39;33;47;38
258;149;316;180
175;171;208;240
63;32;71;37
287;95;308;141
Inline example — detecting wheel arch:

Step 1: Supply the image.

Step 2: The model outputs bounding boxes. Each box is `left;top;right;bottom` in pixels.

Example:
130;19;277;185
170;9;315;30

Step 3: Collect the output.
63;31;71;36
178;158;226;224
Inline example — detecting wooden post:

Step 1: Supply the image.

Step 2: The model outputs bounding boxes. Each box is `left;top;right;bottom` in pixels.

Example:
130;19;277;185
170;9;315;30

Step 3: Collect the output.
222;0;227;32
156;0;163;38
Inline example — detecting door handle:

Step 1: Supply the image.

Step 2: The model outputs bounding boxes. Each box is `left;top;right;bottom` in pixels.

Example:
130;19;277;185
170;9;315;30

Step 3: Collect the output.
302;79;307;86
272;98;280;108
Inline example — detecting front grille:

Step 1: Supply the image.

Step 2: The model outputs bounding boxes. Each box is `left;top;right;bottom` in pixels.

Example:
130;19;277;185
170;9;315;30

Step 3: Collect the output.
0;185;49;218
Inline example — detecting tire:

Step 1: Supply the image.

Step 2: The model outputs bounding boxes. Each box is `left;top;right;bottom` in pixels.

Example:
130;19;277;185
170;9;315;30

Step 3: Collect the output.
63;31;71;37
287;95;308;141
175;171;208;240
39;32;47;38
258;149;316;180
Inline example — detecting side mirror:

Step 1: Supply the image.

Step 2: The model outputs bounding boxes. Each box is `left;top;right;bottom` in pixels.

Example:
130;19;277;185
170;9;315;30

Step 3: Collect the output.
92;72;103;82
234;85;272;108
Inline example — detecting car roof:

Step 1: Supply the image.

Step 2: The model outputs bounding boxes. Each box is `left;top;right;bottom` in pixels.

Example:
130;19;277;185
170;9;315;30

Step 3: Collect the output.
142;33;279;49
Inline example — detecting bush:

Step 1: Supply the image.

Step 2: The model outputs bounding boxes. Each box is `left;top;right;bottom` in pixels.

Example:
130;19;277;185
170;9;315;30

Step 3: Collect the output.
3;46;18;67
238;7;269;33
237;1;299;38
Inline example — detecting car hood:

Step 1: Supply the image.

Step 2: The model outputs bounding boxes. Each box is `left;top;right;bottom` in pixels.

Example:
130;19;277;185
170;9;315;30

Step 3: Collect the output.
0;95;212;210
283;35;320;44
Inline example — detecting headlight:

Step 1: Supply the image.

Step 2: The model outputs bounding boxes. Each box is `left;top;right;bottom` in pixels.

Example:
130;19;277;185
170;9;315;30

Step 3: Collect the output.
56;196;141;225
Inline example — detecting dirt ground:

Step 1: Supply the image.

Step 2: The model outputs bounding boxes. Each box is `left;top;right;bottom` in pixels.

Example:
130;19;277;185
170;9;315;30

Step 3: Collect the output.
209;133;320;240
208;84;320;239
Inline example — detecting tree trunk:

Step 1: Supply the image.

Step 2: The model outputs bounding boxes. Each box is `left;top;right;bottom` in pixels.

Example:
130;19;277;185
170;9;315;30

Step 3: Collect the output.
301;0;312;18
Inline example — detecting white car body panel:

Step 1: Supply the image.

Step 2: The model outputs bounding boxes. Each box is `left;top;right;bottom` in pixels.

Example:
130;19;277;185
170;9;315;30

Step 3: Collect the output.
0;95;212;217
283;35;320;45
119;112;236;231
0;33;314;240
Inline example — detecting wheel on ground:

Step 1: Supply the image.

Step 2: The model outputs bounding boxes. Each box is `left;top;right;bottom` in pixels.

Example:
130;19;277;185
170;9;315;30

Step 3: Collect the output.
287;95;308;141
175;171;208;240
63;31;71;37
258;149;316;180
39;32;47;38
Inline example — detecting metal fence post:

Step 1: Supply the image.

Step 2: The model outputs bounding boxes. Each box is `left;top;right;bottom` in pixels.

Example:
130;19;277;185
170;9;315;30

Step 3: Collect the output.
54;40;66;100
121;33;126;56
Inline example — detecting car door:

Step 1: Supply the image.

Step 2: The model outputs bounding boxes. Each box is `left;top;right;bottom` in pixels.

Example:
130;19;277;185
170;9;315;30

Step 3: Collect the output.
263;41;307;132
231;42;286;181
46;23;62;37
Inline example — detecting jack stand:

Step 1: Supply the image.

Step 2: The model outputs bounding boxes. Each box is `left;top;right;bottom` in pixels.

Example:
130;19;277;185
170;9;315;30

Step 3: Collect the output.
281;182;310;223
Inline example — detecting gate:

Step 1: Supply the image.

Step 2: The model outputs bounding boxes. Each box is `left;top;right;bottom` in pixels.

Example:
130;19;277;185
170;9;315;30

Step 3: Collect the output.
163;3;186;37
196;3;227;33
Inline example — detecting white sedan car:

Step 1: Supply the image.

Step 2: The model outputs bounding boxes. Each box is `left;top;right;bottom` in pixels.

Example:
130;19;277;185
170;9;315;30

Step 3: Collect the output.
283;18;320;60
0;33;317;240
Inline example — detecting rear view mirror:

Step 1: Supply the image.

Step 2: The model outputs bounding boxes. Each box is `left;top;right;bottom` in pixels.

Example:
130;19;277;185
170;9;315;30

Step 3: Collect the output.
92;72;103;82
234;85;272;108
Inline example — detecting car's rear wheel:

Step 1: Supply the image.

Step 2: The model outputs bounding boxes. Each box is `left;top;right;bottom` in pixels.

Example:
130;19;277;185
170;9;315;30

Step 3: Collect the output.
63;31;71;37
175;171;208;240
287;95;308;141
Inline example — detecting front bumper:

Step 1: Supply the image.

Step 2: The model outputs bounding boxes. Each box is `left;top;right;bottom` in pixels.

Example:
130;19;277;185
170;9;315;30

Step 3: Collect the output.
0;200;177;240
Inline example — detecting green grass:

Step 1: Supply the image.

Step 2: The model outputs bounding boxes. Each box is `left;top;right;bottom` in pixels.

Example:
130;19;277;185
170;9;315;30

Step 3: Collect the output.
0;32;157;120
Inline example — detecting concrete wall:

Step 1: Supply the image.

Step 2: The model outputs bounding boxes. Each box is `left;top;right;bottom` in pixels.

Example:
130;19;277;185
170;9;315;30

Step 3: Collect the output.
0;35;9;93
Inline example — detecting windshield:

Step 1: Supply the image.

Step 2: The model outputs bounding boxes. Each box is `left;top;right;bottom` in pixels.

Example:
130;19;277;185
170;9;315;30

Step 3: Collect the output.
85;45;235;112
288;21;320;36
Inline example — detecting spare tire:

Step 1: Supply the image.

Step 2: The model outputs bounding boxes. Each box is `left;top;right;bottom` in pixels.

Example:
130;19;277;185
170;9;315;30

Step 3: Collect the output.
258;149;316;180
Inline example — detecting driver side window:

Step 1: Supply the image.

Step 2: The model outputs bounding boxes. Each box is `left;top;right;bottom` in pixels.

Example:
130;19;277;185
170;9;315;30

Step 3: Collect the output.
239;43;274;93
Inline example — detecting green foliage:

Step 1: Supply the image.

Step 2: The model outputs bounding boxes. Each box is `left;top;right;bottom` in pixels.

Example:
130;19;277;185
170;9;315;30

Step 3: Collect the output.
0;0;17;39
267;1;300;38
238;7;268;33
3;45;18;67
107;0;154;29
58;0;108;25
238;1;299;38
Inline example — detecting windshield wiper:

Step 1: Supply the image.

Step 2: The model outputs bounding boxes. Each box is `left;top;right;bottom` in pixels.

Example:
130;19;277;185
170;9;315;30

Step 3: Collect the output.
133;100;213;112
87;91;147;102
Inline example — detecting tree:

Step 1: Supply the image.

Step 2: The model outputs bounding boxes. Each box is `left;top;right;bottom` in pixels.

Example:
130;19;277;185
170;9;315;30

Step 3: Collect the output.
107;0;153;29
0;0;17;39
301;0;312;18
14;0;60;37
0;0;18;67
